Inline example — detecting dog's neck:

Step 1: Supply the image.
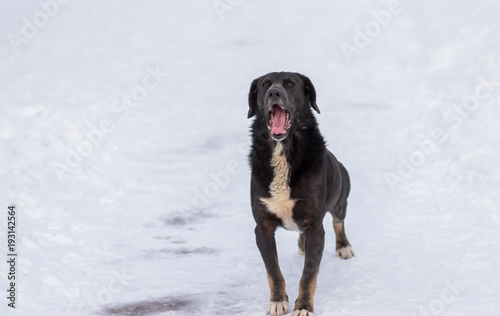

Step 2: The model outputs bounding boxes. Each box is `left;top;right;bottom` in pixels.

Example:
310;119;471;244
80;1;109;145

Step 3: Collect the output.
250;114;326;173
270;126;325;168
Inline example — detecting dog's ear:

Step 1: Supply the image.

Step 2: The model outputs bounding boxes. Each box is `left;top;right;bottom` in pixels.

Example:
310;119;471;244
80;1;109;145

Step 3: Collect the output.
299;74;320;114
247;77;260;118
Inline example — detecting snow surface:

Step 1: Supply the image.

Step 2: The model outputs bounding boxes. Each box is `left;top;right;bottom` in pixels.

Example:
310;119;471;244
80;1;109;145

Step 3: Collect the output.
1;0;500;315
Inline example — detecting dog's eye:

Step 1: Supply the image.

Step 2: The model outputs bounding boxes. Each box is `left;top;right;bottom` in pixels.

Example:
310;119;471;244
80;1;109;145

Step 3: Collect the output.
262;83;269;87
287;82;294;87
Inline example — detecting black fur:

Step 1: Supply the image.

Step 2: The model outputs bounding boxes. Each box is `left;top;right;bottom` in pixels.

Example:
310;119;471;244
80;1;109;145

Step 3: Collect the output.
248;72;353;314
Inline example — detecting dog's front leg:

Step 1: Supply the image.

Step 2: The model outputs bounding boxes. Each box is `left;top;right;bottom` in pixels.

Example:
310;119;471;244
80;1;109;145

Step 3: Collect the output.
255;223;289;316
293;224;325;316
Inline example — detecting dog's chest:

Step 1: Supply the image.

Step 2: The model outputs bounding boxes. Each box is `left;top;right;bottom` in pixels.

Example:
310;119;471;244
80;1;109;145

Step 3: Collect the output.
260;143;300;231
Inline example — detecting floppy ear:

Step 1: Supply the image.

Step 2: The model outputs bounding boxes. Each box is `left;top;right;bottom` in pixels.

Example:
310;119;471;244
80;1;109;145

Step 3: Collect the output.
299;74;320;114
247;77;260;118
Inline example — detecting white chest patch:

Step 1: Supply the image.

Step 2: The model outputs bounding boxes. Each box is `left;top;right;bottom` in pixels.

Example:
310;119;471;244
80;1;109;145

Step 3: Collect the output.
260;142;300;231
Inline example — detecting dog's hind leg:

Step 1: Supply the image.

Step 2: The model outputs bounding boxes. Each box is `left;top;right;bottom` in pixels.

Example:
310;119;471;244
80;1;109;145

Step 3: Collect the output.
297;233;305;255
332;202;354;259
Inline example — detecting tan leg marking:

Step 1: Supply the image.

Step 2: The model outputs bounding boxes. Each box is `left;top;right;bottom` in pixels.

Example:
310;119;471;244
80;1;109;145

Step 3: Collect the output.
333;221;355;259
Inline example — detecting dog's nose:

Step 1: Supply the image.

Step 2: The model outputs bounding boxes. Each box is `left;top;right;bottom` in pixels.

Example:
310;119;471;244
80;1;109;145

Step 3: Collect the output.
268;88;282;100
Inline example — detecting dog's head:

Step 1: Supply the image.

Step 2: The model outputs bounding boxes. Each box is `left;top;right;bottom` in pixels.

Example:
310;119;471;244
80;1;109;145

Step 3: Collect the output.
247;72;320;141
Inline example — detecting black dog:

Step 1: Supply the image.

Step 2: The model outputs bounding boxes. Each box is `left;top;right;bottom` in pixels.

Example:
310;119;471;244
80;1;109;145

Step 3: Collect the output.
247;72;354;316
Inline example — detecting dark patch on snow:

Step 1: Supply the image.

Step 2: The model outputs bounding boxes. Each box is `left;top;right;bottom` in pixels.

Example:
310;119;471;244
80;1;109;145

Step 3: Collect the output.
163;210;215;227
102;296;197;315
153;236;186;244
164;216;192;226
174;247;215;255
170;239;186;244
153;236;172;240
145;247;217;258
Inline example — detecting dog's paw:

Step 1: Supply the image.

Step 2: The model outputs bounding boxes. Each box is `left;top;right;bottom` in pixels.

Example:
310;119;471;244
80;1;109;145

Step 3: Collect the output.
291;309;314;316
267;301;289;316
337;245;355;259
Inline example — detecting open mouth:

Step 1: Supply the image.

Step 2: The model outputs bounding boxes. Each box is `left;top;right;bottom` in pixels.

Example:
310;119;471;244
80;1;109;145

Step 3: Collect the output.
268;104;291;137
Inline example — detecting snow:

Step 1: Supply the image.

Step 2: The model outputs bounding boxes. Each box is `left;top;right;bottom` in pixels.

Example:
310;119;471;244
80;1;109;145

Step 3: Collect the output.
1;0;499;315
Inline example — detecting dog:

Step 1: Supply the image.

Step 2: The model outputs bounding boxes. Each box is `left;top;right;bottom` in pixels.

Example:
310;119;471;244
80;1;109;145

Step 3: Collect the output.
247;72;354;316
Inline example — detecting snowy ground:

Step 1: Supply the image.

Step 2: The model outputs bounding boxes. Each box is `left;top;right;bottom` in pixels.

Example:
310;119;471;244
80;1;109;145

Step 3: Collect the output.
1;0;499;315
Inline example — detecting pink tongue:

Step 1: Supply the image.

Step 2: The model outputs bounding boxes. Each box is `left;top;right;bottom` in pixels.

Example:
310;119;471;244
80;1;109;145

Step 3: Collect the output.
271;107;287;135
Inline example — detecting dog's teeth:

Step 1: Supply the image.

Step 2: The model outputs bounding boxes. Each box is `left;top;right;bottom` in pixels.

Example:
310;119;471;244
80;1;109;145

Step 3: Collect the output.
286;112;289;120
